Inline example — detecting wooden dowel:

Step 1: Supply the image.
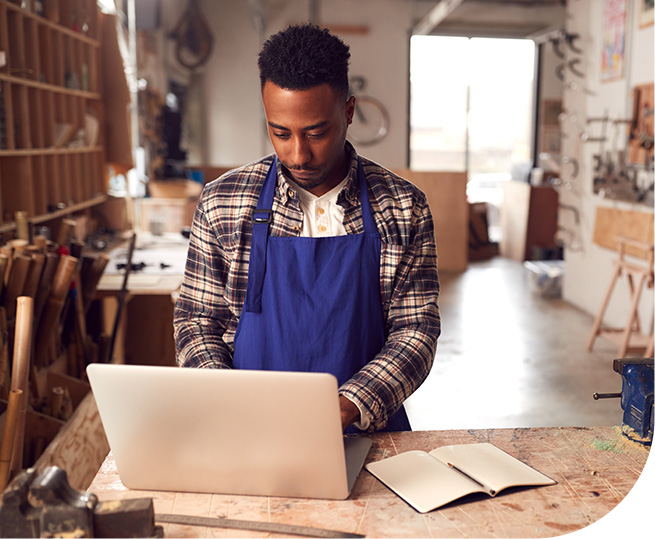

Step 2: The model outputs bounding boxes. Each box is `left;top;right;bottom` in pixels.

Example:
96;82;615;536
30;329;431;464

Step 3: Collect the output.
51;386;65;419
9;296;34;473
50;255;77;301
33;252;59;328
34;256;78;366
14;211;30;242
3;255;32;321
0;254;8;298
33;235;48;252
7;239;28;256
0;246;13;288
56;219;76;249
0;307;8;400
0;389;23;490
22;253;46;299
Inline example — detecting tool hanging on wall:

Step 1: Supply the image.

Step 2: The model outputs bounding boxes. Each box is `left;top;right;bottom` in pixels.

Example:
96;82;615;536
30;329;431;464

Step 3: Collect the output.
585;111;654;204
549;31;582;59
169;0;214;69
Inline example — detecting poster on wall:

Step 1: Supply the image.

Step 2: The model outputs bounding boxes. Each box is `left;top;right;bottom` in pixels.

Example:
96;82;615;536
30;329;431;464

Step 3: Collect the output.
601;0;627;82
639;0;655;28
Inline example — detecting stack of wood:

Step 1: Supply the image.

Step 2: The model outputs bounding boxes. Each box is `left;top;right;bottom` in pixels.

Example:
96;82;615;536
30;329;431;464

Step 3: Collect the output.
0;217;110;489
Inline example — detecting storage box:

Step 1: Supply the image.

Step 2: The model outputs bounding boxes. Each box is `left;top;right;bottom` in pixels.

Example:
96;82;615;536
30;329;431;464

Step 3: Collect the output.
139;198;197;234
148;179;203;199
523;260;564;299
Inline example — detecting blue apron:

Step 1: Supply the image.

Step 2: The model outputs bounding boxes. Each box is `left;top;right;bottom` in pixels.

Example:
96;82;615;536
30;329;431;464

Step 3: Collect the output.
233;157;410;432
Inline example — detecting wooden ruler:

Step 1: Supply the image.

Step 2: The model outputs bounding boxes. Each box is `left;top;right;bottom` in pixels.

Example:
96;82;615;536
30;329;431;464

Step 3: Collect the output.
156;513;365;538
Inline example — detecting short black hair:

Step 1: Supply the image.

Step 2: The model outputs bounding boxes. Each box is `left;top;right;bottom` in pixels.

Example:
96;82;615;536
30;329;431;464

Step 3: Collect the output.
258;24;351;98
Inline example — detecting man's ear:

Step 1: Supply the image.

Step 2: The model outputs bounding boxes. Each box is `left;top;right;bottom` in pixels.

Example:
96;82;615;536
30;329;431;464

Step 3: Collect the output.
346;96;356;125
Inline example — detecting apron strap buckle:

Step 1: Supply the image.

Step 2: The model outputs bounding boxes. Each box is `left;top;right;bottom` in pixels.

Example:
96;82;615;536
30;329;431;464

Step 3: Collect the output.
253;209;273;224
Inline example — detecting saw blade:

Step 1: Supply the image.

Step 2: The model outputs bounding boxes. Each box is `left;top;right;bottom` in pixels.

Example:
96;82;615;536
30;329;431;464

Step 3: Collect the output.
156;513;365;538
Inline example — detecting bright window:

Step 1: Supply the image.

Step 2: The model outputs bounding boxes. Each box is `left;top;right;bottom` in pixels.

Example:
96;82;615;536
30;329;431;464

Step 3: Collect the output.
410;36;536;241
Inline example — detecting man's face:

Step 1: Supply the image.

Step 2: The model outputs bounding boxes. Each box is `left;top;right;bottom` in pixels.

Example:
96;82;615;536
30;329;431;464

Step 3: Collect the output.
262;81;355;196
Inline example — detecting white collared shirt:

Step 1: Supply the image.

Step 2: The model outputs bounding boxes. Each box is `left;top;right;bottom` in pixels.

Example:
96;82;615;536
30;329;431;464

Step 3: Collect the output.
287;177;348;237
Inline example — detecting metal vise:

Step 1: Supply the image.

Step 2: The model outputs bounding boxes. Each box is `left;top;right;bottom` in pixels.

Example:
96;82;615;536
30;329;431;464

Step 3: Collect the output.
614;358;653;444
0;466;163;538
595;358;653;445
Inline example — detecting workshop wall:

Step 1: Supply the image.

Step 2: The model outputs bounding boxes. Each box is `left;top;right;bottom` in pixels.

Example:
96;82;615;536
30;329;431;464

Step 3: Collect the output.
191;0;434;169
560;0;654;327
147;0;654;329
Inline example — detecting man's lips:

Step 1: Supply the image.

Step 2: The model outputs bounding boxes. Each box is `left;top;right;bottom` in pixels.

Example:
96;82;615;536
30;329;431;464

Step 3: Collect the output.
289;169;320;180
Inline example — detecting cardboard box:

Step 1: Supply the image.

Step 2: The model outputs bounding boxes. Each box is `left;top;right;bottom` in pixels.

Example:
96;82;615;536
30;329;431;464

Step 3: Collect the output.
148;179;203;199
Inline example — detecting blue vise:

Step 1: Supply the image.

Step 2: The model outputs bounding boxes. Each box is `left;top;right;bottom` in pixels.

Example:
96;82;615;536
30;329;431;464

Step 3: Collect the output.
613;358;653;445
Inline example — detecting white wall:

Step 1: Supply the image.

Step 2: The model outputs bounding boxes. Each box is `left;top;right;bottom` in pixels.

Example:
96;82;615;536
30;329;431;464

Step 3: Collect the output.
560;0;654;325
161;0;433;169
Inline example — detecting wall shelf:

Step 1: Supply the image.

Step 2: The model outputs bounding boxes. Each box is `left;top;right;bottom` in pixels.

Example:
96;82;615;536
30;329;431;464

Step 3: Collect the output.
0;0;106;229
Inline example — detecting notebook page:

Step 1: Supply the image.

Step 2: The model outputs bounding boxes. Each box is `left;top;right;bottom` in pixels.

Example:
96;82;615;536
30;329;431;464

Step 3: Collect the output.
366;450;486;513
429;443;555;494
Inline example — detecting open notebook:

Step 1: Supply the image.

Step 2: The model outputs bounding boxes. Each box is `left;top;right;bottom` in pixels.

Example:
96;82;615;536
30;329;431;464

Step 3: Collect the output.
87;364;371;499
366;442;556;513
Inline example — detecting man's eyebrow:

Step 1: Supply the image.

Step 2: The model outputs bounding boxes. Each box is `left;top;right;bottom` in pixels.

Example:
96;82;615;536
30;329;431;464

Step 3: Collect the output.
267;120;329;131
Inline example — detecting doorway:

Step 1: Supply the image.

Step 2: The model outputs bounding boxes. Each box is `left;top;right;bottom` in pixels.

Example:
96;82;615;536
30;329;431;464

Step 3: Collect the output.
409;36;536;242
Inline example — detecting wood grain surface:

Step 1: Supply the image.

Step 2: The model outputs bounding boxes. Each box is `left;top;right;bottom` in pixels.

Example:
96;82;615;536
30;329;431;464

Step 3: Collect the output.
87;426;650;538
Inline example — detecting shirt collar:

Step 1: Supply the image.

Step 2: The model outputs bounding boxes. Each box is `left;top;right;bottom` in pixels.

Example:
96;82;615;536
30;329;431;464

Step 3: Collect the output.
275;141;360;207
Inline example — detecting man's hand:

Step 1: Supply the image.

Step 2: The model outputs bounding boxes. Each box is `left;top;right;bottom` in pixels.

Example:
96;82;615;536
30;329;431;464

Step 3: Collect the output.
339;395;360;431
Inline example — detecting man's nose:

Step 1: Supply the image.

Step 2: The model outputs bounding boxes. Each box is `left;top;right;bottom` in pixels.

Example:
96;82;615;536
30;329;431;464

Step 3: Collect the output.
290;137;311;167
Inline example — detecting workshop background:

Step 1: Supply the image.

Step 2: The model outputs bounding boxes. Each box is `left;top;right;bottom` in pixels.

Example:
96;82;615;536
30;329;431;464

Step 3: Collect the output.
0;0;653;507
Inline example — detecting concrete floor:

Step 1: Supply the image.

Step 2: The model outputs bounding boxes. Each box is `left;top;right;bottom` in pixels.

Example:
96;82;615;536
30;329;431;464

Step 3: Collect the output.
405;256;633;431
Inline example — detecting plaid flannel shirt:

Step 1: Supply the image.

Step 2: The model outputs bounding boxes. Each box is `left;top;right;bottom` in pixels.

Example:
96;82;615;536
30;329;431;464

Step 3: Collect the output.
173;143;441;431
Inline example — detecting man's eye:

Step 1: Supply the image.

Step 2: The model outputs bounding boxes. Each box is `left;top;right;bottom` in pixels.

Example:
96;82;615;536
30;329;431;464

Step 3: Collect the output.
307;132;326;139
273;132;290;139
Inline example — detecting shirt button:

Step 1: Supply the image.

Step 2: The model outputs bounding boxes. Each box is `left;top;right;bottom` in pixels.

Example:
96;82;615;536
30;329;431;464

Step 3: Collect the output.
318;225;327;233
293;225;300;232
317;207;325;215
288;189;295;199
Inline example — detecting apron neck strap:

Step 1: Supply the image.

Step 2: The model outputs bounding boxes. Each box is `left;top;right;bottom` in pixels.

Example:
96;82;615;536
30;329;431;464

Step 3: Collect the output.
245;154;376;314
356;158;376;234
256;156;376;234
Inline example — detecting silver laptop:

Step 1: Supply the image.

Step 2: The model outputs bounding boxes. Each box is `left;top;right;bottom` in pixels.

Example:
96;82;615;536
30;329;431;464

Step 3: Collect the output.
87;364;372;499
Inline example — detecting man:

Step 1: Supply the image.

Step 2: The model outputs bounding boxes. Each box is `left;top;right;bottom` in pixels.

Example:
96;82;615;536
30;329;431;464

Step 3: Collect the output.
173;24;440;433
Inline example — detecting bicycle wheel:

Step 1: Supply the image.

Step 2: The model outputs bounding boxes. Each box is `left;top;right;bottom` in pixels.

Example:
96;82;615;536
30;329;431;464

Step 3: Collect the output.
349;96;390;146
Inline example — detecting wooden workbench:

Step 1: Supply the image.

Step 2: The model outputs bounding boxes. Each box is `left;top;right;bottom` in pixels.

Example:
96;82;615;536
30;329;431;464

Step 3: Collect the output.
88;426;650;538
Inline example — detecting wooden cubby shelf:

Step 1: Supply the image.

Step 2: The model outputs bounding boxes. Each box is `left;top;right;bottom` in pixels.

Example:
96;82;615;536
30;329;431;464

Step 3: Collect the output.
0;0;106;230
